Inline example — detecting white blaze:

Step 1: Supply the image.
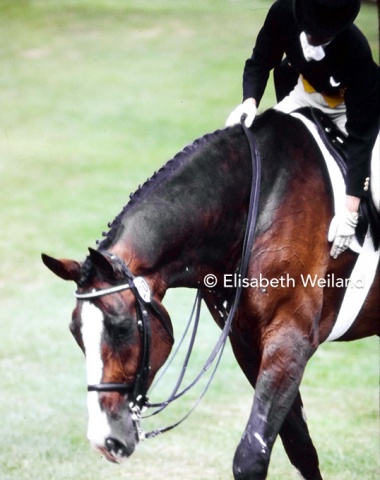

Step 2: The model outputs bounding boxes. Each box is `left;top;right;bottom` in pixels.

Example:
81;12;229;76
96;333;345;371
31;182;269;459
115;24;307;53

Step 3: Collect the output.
81;302;104;384
81;302;111;446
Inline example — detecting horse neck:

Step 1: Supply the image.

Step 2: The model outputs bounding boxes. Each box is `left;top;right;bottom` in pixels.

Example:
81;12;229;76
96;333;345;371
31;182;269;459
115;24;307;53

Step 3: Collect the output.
104;127;253;290
99;110;324;293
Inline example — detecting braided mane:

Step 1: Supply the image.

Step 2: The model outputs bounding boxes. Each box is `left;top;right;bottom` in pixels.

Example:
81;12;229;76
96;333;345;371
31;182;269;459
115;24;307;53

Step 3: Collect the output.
98;128;226;249
78;127;227;286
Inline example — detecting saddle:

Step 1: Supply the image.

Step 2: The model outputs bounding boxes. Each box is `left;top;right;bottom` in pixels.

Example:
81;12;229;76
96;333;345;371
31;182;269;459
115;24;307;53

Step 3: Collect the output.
295;107;380;250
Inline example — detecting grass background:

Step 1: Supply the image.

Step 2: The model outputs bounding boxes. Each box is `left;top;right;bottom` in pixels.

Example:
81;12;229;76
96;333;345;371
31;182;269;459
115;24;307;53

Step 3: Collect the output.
0;1;378;479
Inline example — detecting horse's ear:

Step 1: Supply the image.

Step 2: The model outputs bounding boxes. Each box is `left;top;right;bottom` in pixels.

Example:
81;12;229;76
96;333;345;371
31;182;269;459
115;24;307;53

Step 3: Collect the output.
41;253;82;282
88;248;115;278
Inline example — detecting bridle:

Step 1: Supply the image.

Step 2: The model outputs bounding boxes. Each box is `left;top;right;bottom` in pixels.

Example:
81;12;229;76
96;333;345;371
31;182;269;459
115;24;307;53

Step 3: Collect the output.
73;116;261;439
75;256;173;411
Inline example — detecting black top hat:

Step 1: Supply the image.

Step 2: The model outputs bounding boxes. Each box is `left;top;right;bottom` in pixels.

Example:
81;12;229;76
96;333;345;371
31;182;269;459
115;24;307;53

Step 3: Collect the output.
294;0;361;38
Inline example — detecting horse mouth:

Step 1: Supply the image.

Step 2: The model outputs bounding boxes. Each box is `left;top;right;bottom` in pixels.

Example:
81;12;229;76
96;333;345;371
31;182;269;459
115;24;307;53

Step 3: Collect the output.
86;393;143;464
92;437;136;464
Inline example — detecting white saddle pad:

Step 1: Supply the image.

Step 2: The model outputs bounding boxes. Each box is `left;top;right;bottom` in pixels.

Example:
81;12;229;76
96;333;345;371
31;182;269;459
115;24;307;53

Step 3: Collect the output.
291;113;379;342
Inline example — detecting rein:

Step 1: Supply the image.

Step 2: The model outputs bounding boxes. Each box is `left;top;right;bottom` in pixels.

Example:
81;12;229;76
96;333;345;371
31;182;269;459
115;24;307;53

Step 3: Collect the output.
143;117;262;438
74;116;261;439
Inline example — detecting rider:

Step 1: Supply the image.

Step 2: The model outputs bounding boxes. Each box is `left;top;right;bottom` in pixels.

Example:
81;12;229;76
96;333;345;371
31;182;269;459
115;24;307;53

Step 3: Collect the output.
226;0;380;258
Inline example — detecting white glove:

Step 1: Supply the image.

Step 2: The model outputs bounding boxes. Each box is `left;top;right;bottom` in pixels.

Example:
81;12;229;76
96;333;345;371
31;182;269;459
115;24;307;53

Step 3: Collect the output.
328;208;359;259
226;100;257;128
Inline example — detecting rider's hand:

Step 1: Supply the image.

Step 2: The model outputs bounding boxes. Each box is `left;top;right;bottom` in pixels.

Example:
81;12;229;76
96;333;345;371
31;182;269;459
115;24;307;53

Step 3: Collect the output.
328;207;359;259
226;98;257;128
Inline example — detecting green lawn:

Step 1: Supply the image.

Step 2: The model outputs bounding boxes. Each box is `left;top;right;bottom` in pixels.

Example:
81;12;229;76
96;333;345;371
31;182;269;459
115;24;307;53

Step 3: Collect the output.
0;1;378;479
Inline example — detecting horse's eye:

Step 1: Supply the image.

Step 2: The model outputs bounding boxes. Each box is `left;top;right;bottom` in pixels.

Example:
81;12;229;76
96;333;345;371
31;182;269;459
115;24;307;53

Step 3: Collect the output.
115;324;131;338
105;316;134;346
114;325;134;347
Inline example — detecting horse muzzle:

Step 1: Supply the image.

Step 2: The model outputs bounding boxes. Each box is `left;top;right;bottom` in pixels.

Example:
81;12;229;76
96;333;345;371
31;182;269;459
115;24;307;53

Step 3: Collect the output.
86;391;142;463
88;423;139;464
91;437;135;464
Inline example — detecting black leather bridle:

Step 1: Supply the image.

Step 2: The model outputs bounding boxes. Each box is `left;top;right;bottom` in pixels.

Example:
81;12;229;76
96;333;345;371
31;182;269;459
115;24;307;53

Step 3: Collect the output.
75;257;173;411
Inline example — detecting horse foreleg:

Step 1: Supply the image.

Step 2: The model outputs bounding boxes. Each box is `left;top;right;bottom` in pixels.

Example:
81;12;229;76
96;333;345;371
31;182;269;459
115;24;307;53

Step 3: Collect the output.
279;391;323;480
232;327;316;480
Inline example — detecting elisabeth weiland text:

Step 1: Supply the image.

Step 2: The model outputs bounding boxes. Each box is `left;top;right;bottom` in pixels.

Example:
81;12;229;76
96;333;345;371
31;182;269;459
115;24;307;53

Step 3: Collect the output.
224;273;365;289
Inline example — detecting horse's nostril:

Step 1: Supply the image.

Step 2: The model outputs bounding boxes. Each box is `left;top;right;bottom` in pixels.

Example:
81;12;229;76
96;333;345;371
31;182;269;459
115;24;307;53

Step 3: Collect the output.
105;437;129;457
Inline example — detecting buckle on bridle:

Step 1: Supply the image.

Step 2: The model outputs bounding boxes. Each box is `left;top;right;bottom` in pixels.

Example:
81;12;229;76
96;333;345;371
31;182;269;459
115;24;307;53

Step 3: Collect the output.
129;401;146;441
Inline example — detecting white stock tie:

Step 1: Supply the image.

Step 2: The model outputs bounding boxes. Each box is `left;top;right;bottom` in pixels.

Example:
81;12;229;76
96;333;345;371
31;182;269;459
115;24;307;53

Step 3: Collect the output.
300;31;325;62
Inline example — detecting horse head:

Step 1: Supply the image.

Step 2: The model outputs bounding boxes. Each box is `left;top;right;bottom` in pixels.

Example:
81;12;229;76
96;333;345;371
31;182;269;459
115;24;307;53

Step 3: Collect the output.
42;249;174;463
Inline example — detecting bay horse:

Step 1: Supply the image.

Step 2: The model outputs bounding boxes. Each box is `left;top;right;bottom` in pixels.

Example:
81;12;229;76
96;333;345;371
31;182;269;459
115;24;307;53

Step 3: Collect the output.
42;109;379;480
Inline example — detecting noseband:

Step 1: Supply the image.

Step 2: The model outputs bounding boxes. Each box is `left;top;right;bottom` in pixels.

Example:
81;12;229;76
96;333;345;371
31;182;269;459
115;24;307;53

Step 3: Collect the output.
74;255;172;410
